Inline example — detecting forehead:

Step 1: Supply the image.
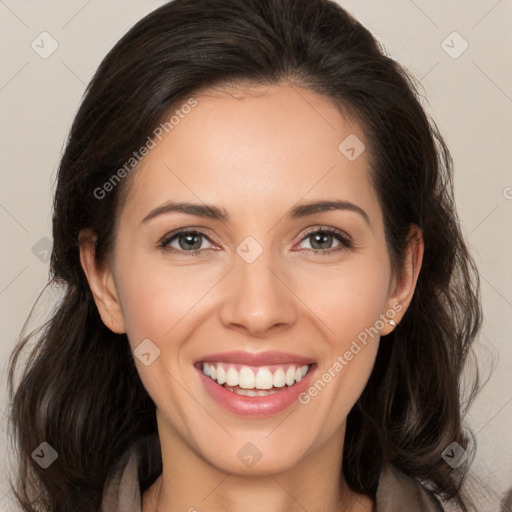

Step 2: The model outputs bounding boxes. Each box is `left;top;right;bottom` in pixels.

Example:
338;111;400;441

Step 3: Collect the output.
120;83;380;226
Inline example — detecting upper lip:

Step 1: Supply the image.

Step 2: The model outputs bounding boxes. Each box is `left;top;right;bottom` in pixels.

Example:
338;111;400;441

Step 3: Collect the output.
195;351;316;367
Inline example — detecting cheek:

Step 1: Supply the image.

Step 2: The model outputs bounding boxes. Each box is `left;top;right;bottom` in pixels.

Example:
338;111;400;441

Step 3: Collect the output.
116;245;391;347
303;340;379;443
295;253;389;411
113;251;217;347
296;251;391;341
113;260;215;419
299;280;384;433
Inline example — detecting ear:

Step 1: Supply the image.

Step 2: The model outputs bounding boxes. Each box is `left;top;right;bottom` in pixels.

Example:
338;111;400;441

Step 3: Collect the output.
380;224;424;336
78;229;126;334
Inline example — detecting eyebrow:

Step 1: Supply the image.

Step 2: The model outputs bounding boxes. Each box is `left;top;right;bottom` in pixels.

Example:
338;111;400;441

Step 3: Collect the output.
142;202;229;223
141;200;371;228
286;200;371;228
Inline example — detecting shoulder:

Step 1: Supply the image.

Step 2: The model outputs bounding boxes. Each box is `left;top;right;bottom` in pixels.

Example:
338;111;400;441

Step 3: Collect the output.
101;448;142;512
376;464;445;512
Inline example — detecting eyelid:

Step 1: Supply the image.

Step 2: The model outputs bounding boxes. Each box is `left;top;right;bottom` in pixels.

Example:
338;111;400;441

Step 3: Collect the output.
159;228;219;254
294;225;352;252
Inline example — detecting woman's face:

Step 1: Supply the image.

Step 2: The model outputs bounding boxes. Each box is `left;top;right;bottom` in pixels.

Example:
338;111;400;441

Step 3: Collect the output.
83;83;421;477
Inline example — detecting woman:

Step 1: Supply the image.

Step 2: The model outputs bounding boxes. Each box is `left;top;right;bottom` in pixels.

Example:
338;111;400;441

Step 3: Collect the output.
8;0;482;510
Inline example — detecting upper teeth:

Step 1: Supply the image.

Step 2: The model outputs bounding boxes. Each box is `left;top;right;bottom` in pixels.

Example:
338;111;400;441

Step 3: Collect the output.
203;362;310;389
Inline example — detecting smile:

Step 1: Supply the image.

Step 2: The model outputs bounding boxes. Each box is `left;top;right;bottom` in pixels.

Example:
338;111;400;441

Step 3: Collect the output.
202;362;311;396
195;360;317;417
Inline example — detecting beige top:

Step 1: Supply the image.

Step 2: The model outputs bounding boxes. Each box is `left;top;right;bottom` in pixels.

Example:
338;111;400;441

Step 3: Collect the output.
100;448;444;512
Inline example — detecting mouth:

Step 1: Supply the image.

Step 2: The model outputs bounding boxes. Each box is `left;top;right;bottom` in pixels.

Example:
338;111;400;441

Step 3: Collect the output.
194;360;317;417
196;361;314;396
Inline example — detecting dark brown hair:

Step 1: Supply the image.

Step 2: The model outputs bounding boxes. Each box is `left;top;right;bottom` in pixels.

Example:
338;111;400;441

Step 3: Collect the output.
8;0;482;510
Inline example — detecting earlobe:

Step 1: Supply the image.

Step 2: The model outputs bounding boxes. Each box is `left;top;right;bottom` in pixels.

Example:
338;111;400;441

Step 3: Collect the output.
381;225;424;336
78;229;126;334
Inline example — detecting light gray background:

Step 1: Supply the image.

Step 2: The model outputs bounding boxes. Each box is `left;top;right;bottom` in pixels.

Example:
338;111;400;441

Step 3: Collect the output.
1;1;511;510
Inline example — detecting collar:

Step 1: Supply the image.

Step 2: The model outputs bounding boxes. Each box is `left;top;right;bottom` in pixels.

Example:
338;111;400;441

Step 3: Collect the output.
101;449;444;512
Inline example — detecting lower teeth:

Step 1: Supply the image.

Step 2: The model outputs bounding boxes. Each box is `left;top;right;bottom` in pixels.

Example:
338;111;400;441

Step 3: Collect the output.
223;384;284;396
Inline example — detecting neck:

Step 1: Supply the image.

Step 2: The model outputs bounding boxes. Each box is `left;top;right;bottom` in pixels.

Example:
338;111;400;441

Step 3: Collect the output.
142;420;373;512
143;474;373;512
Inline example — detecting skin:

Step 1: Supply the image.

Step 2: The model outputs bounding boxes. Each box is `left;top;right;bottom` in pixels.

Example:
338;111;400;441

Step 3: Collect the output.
80;83;423;512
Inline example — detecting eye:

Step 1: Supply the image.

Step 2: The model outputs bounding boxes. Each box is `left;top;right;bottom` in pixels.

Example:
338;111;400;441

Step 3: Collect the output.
160;229;216;255
296;227;351;253
159;226;351;256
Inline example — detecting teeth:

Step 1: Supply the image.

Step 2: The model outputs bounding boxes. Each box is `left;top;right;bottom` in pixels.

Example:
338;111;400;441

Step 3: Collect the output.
285;366;296;386
273;367;286;388
202;362;311;390
216;366;226;385
224;386;279;396
239;366;255;389
255;368;273;389
226;367;239;387
257;389;277;396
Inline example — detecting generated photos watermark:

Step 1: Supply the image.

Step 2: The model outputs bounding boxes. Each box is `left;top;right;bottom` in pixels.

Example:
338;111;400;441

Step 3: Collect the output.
298;302;402;405
93;97;198;200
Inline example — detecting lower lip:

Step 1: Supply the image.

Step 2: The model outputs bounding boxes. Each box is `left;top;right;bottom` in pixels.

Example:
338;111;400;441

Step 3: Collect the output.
196;364;317;418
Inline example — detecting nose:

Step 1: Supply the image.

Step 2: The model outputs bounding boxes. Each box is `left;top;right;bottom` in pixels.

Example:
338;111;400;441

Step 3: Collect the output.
218;251;298;336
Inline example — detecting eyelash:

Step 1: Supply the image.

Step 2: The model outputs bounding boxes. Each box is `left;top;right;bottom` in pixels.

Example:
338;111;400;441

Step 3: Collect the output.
300;226;352;254
159;226;352;257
